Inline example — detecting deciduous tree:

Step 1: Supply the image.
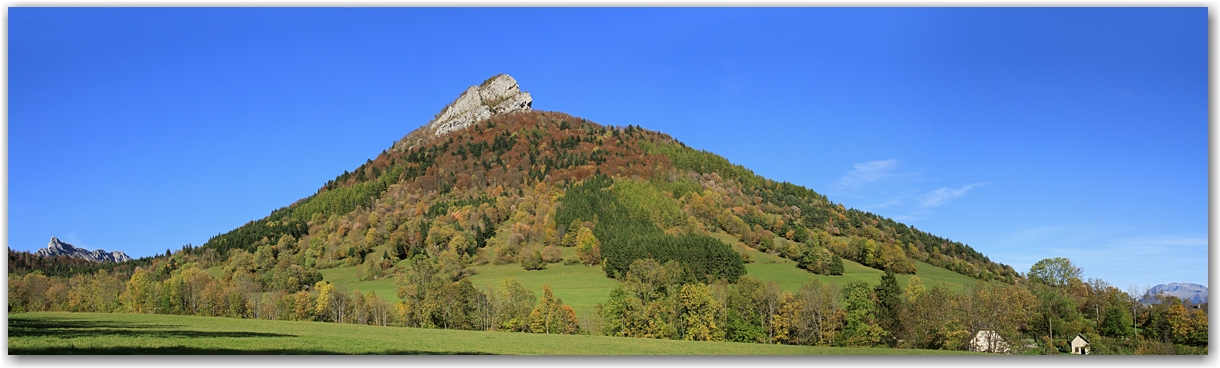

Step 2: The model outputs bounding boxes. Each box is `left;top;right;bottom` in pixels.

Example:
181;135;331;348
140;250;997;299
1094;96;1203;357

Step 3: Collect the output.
529;285;579;334
678;283;724;341
1028;257;1082;288
840;281;884;347
575;227;602;265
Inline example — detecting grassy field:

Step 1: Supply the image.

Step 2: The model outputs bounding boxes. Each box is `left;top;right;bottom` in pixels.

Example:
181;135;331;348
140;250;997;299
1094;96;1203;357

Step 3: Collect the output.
908;259;979;293
712;232;979;294
316;248;619;317
8;312;977;355
204;265;224;280
318;266;400;302
315;233;982;316
466;247;620;319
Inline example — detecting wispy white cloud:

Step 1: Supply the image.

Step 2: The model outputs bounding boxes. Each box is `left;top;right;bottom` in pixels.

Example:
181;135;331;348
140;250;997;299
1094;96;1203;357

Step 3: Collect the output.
868;200;902;209
834;159;900;190
889;212;927;222
918;183;987;207
1114;236;1208;248
985;229;1208;288
1005;226;1062;243
1053;236;1208;286
62;232;92;250
831;160;986;222
1065;236;1209;264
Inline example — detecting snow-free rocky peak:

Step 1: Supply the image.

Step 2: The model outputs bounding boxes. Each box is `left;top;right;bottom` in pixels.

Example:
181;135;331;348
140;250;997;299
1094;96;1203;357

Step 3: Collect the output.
34;236;132;263
427;74;532;138
393;74;533;151
1147;282;1209;304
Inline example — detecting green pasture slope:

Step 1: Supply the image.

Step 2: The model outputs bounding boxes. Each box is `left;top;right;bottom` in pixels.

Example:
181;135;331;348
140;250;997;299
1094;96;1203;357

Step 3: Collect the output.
466;247;620;319
204;266;224;280
467;263;617;320
8;312;975;355
316;233;982;318
709;232;978;293
316;247;618;318
318;266;399;302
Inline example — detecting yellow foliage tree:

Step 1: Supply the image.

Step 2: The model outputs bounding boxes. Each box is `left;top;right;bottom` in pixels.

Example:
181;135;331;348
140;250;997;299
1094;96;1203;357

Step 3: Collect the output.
904;275;926;303
122;270;152;314
575;227;601;265
679;283;725;341
315;281;334;318
528;285;580;334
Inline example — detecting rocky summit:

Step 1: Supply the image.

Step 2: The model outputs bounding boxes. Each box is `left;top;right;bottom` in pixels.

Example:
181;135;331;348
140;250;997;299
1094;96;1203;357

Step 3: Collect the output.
428;74;532;137
396;74;532;150
34;236;132;263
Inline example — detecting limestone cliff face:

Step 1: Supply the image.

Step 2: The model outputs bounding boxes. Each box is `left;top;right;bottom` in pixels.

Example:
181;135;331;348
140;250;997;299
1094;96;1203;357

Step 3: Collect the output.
34;236;132;263
396;74;532;150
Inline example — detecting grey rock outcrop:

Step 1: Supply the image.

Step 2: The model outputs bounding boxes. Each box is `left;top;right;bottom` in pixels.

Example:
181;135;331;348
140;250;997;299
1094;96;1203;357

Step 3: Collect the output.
392;74;533;151
427;74;532;137
34;236;132;263
1146;282;1209;304
393;74;531;151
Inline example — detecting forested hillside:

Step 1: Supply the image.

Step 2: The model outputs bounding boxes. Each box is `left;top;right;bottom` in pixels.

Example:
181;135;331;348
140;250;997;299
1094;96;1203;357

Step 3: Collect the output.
10;77;1204;355
191;109;1018;284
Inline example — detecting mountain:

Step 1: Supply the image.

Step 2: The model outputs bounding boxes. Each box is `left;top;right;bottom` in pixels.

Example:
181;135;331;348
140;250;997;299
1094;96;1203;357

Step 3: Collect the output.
1147;282;1208;304
396;73;532;149
198;74;1019;285
34;236;133;263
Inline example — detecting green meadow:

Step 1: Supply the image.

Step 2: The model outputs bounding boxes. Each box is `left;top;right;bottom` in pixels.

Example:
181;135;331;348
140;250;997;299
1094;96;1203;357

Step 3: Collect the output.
315;233;982;316
466;260;620;319
318;266;400;302
314;247;620;317
743;249;977;294
710;232;979;294
204;265;224;280
8;312;975;355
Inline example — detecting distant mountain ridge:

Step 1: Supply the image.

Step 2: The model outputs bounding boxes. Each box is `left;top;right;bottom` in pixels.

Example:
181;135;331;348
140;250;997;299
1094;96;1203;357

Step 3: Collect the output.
34;237;132;263
1147;282;1208;304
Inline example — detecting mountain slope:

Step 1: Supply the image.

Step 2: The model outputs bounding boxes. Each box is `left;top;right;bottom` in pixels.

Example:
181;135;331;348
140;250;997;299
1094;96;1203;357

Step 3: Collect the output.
198;74;1018;289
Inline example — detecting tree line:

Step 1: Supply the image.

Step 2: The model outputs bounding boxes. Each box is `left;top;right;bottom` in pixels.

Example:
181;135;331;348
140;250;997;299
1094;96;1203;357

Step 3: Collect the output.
8;253;582;336
7;250;1207;354
554;174;746;283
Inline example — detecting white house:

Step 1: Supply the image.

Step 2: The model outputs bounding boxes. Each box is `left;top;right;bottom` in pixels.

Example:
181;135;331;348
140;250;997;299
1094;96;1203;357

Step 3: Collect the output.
970;330;1010;354
1070;334;1090;355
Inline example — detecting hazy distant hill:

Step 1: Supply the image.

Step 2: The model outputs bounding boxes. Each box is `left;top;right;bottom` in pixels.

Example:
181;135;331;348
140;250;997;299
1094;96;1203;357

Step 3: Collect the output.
1147;282;1208;304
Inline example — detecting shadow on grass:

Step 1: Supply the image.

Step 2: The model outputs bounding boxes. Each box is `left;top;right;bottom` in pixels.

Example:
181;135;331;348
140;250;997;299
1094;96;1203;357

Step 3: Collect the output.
9;315;494;355
10;346;493;355
8;315;296;340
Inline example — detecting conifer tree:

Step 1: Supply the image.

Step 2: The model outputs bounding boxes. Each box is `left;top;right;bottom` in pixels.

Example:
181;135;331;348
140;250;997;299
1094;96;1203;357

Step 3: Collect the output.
562;219;581;247
829;255;845;276
875;269;902;346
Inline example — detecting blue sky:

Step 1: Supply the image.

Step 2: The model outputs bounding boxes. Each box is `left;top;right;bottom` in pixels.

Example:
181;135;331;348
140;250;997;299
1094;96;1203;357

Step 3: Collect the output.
8;8;1206;290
